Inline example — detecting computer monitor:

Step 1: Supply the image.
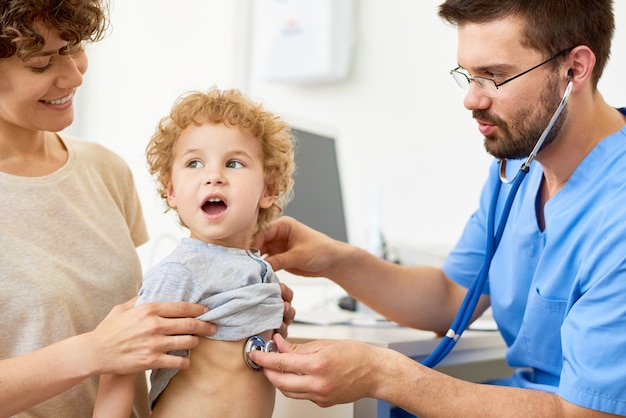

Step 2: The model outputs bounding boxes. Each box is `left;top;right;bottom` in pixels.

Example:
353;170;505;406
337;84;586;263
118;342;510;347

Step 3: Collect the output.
283;128;348;243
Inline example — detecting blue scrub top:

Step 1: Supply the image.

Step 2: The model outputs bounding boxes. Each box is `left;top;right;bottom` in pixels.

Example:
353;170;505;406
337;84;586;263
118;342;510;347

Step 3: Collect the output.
443;109;626;415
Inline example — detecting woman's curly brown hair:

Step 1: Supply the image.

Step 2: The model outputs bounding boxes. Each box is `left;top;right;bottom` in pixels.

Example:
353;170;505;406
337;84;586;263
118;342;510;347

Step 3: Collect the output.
147;88;296;238
0;0;109;59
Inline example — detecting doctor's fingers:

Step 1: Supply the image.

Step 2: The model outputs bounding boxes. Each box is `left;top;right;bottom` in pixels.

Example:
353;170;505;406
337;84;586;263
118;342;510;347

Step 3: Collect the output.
264;364;347;408
268;370;331;402
249;345;315;376
251;340;337;376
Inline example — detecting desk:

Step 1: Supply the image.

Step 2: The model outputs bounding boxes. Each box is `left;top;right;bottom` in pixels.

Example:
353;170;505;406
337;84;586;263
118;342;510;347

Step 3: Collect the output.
274;323;508;418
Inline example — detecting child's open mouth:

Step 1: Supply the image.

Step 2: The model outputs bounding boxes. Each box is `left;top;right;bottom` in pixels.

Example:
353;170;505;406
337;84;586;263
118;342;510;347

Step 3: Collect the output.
202;197;227;216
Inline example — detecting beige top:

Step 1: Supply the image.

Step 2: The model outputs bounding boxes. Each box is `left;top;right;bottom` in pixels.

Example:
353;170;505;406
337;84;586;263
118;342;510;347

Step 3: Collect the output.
0;135;150;417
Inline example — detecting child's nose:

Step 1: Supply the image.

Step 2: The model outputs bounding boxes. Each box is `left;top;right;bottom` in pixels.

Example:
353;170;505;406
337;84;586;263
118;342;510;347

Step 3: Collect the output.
204;167;226;185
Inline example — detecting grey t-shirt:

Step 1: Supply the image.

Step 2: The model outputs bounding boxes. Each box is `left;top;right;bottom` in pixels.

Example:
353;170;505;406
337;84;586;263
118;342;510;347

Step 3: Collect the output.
137;238;283;405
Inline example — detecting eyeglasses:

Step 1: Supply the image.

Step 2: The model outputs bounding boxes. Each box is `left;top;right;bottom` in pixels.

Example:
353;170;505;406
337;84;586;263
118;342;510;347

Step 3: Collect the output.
450;48;572;97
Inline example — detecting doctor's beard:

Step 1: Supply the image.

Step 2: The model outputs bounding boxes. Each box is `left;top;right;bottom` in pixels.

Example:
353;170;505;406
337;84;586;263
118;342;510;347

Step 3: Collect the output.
476;74;568;160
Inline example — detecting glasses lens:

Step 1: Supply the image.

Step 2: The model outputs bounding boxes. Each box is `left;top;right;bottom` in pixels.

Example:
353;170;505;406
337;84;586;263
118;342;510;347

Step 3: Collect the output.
474;77;497;97
451;70;470;90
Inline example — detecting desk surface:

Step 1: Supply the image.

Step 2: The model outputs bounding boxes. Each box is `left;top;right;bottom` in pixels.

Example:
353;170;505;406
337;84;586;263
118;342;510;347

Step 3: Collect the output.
288;323;506;368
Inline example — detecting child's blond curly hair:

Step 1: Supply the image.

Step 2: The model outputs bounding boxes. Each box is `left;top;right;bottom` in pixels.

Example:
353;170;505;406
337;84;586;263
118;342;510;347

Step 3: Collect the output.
147;87;296;237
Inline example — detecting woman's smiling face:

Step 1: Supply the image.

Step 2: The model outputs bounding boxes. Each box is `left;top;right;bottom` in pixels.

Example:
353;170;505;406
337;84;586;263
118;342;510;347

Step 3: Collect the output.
0;23;87;135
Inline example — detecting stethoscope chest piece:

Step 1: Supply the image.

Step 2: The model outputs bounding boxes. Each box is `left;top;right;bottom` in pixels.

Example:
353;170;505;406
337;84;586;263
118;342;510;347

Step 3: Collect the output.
244;335;278;370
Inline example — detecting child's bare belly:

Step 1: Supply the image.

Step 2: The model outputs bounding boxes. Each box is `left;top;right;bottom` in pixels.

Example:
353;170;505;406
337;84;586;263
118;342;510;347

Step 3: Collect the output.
151;330;275;418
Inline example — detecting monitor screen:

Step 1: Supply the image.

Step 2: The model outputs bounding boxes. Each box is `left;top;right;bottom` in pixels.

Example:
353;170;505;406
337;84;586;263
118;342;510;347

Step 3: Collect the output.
283;128;348;242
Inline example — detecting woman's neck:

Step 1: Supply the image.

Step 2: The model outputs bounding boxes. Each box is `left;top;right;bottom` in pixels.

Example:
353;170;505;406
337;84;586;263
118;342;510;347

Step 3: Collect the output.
0;131;67;177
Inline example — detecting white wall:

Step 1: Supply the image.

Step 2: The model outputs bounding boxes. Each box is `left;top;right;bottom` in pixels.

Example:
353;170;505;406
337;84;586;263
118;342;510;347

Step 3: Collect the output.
72;0;626;270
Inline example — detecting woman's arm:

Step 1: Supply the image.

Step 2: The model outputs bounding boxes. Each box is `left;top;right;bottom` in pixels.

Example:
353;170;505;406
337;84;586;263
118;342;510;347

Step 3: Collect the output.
0;299;214;417
0;333;105;418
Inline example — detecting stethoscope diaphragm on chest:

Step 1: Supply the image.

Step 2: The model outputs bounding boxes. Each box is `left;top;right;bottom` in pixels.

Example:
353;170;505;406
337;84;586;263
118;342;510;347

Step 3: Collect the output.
244;335;279;370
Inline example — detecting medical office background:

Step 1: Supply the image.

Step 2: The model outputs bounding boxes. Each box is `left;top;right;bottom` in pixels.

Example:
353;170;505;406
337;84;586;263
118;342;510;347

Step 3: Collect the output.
70;0;626;305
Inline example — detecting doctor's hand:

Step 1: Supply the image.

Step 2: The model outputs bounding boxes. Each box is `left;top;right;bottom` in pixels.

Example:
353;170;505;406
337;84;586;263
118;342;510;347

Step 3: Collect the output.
248;334;389;407
254;216;348;279
87;298;216;375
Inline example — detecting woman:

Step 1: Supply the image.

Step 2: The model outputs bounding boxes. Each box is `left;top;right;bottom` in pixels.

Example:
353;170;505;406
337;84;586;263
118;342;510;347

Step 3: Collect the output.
0;2;294;417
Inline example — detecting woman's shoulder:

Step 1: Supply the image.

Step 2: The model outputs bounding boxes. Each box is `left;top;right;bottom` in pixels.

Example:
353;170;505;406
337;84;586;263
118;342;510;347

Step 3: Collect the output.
61;135;120;159
62;135;128;167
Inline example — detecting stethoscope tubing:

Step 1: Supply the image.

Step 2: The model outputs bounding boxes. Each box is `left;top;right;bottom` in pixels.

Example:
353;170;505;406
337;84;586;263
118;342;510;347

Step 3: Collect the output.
422;169;527;367
421;79;573;368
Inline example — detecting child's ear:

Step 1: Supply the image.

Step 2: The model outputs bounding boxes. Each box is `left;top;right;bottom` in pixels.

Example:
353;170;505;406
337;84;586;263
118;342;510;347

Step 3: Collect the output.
259;187;275;209
166;182;178;209
259;174;277;209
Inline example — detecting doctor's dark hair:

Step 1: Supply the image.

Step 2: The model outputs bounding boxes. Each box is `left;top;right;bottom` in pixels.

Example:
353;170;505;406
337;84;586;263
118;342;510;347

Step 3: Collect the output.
147;87;296;236
0;0;109;59
438;0;614;88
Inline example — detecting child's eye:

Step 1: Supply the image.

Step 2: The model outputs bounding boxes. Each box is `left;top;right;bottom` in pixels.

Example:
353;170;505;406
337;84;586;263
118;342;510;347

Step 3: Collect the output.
186;160;204;169
226;160;244;169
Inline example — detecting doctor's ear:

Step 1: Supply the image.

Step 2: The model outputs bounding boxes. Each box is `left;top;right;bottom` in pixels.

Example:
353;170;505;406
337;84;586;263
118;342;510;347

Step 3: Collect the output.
565;46;596;85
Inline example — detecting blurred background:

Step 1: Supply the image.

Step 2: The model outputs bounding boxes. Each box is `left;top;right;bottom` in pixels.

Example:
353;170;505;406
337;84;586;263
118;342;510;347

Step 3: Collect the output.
68;0;625;275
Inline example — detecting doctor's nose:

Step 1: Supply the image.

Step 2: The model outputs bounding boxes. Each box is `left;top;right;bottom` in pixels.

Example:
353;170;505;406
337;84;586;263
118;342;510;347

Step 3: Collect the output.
463;83;492;111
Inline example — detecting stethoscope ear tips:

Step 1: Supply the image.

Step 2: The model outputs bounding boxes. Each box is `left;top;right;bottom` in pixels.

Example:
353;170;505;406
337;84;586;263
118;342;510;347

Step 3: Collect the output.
244;335;279;370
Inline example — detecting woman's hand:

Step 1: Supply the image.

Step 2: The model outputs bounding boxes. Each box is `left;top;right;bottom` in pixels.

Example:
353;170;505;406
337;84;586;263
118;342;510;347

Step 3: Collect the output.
87;298;216;375
277;282;295;338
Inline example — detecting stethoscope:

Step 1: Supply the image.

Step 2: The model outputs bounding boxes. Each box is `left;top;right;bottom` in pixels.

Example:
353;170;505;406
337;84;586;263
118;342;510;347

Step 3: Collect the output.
244;335;279;369
422;78;574;368
242;79;573;371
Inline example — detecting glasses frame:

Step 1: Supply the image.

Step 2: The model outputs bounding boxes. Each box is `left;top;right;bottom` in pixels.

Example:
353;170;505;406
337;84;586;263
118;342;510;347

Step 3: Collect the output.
450;48;573;96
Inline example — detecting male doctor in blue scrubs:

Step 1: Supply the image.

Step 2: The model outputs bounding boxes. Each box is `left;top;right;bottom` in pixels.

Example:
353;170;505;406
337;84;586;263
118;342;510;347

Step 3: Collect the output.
250;0;626;417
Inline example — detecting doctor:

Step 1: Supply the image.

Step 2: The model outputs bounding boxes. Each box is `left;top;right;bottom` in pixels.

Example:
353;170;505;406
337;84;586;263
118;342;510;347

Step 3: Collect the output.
250;0;626;416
